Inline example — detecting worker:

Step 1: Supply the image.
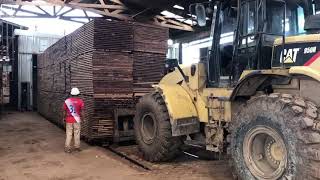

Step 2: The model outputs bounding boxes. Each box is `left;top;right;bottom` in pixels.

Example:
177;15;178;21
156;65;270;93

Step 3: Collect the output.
63;87;84;153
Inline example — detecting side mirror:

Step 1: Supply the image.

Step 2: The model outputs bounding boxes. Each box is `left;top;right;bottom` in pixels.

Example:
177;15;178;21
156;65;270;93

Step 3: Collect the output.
191;64;197;76
195;4;207;27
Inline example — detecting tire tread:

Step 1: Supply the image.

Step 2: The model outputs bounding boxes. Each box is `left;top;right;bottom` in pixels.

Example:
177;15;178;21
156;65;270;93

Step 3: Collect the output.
134;92;183;162
228;93;320;179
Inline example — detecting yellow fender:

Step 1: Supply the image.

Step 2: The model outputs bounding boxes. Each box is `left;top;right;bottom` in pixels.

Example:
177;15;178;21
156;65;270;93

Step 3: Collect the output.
289;66;320;82
154;84;200;136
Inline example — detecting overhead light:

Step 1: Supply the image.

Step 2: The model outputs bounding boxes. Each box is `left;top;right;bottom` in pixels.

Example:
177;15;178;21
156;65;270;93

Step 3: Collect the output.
161;11;195;25
161;10;183;19
187;14;197;18
173;5;184;10
183;19;194;25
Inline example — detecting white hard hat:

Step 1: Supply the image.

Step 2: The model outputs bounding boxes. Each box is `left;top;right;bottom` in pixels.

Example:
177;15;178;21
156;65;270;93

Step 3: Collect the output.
70;87;80;95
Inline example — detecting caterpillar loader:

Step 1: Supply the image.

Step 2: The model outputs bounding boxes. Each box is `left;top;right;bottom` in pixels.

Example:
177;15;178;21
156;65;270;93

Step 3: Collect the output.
134;0;320;179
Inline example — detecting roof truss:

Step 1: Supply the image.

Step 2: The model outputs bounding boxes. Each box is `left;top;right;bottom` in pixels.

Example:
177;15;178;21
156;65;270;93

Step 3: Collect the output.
0;0;193;31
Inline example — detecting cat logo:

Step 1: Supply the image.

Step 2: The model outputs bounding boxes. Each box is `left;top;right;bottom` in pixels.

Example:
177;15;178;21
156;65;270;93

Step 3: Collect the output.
280;48;300;63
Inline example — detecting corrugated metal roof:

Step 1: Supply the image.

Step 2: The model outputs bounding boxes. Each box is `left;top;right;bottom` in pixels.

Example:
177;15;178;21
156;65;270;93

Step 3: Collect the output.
14;29;62;38
0;19;28;30
16;30;62;110
16;30;62;54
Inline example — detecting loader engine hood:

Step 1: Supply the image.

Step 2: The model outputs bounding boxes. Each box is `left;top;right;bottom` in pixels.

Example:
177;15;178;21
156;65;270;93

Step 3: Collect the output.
272;34;320;67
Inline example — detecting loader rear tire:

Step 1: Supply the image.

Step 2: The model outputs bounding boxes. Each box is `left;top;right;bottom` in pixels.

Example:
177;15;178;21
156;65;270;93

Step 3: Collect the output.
229;93;320;180
134;92;183;162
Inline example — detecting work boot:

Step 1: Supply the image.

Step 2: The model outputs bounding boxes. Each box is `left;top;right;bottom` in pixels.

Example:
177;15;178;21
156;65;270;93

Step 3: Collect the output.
64;148;72;153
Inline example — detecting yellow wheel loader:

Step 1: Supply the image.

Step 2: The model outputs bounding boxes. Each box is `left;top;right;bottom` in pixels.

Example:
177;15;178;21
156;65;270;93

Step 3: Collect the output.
134;0;320;179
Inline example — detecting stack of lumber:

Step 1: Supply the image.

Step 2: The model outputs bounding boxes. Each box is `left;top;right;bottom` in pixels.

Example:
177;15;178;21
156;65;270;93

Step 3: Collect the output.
133;52;166;97
37;19;168;140
0;65;10;105
132;23;167;98
0;63;2;104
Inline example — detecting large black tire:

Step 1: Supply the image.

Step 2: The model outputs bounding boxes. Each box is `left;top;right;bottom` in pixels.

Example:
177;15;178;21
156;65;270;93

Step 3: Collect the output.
134;92;183;162
229;93;320;179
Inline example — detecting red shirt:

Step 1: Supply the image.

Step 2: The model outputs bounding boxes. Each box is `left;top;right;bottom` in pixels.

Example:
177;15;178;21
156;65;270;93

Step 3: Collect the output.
63;97;84;123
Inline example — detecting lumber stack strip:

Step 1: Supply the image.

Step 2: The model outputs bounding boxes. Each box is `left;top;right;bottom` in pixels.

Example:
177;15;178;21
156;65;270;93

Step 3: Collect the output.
0;64;2;104
38;19;168;140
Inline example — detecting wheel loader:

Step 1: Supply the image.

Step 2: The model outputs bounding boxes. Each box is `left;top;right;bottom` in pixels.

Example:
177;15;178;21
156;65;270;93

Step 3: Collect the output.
134;0;320;179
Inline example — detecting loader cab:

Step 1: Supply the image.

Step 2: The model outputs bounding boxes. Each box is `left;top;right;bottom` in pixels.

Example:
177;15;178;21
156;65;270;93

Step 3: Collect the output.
194;0;314;87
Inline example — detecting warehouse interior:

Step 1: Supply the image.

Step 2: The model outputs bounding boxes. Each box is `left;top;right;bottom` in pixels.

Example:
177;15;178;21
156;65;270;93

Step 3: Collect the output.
0;1;233;179
1;0;320;179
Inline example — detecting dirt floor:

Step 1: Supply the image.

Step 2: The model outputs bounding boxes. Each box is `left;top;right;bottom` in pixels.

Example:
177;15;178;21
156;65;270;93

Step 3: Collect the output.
0;111;232;180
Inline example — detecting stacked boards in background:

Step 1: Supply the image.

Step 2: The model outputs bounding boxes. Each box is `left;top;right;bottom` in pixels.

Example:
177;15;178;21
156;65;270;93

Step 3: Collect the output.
37;19;168;141
0;64;10;105
0;63;2;104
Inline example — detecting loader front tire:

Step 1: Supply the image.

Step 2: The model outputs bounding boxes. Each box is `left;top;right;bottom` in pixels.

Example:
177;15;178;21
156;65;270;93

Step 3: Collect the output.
134;92;183;162
229;93;320;179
